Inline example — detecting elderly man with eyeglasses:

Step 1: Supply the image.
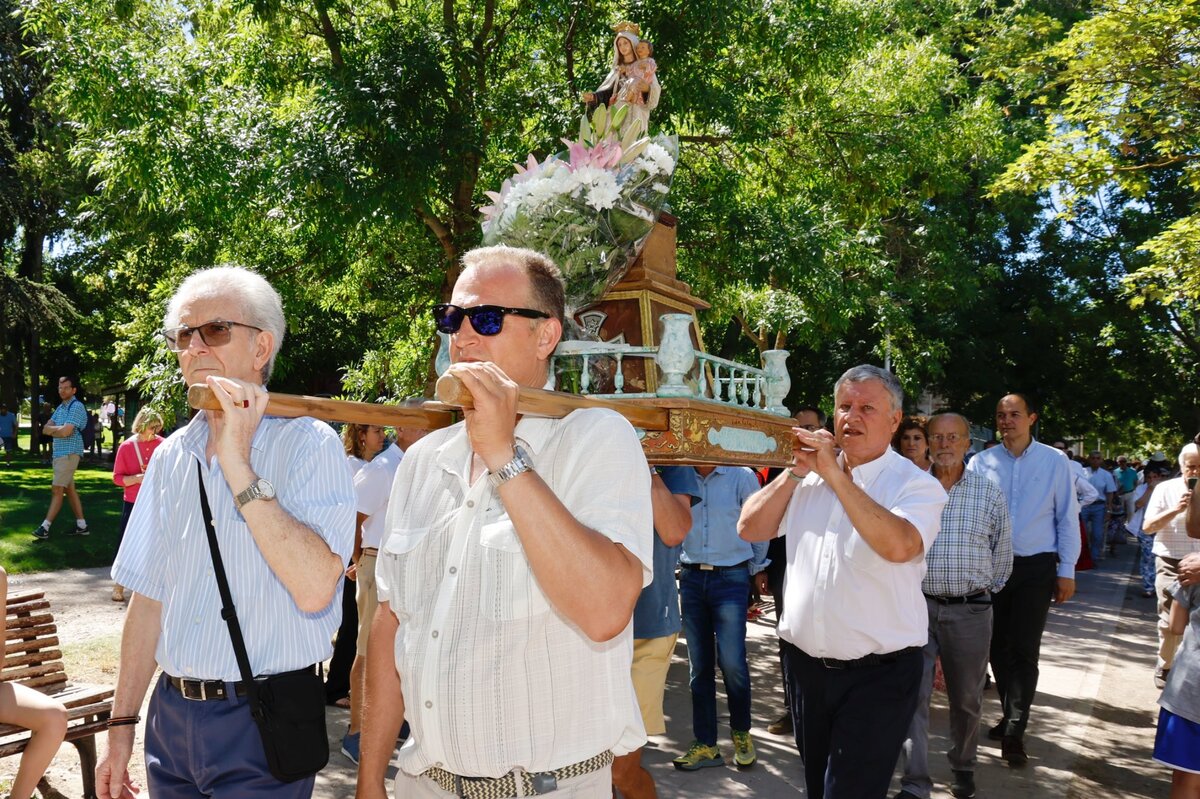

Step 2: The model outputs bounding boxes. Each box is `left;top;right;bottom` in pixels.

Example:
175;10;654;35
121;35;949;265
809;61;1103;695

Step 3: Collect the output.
98;265;355;798
895;413;1013;799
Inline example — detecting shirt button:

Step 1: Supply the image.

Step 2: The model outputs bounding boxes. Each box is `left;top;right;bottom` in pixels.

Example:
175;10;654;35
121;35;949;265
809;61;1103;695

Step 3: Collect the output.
194;617;201;624
425;700;433;709
432;630;439;639
466;500;475;508
449;567;457;575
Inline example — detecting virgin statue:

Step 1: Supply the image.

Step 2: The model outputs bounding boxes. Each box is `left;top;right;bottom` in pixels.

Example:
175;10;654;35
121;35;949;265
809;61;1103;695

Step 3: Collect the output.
582;23;661;139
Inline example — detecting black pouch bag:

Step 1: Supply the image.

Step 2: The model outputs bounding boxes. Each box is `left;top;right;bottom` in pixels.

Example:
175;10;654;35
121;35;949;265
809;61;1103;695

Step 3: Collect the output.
197;466;329;782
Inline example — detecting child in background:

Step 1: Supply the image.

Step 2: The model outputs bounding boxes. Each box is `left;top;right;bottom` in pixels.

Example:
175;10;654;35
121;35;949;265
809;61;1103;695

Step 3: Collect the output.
0;566;68;799
1155;577;1200;798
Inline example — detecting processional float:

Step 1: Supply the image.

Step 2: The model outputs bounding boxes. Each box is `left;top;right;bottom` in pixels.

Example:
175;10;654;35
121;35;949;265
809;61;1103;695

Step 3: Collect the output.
190;21;796;467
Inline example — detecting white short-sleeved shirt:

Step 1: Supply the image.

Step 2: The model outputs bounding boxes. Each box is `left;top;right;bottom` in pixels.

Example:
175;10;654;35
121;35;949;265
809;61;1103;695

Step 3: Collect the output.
776;448;948;660
375;408;653;778
354;443;404;549
1147;477;1200;558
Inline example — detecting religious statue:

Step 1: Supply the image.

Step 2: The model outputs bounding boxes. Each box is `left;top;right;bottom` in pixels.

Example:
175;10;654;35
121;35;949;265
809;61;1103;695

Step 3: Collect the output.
582;22;661;139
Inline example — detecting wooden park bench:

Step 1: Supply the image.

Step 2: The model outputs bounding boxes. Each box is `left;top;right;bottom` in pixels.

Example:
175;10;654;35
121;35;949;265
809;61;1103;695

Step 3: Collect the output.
1;591;115;799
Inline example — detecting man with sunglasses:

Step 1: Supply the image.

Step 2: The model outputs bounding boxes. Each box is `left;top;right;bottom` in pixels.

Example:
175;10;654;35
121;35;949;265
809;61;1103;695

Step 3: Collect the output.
896;413;1012;799
98;265;355;799
359;246;653;799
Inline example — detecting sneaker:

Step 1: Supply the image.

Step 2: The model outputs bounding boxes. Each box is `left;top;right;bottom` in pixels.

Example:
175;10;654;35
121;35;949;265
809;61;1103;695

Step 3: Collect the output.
767;712;793;735
31;525;49;540
340;730;360;764
1001;735;1028;767
986;719;1005;741
731;730;756;768
672;741;723;771
950;770;976;798
68;524;89;536
1155;668;1169;690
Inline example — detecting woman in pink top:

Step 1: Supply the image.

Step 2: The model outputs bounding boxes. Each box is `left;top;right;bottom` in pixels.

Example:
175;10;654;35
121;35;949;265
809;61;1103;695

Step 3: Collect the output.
111;407;164;602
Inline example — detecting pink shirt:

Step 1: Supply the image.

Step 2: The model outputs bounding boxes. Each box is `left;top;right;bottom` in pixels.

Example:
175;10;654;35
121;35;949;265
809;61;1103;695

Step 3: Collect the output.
113;435;164;503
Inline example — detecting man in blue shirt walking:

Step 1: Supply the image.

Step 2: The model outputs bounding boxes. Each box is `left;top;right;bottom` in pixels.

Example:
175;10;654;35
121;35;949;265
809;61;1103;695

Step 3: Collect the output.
966;393;1079;767
612;465;700;799
31;376;90;539
673;465;767;772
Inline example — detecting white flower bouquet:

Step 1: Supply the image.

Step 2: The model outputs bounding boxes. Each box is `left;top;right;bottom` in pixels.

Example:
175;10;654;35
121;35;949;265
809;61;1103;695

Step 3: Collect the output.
481;104;679;310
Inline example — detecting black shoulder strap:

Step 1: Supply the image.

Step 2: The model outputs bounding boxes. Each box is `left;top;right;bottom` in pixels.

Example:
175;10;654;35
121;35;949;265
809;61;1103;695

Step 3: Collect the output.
196;463;262;710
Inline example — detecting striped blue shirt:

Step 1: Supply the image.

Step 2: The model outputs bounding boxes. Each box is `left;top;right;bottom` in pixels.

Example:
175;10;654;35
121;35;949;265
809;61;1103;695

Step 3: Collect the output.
50;398;86;458
967;439;1081;579
112;412;355;680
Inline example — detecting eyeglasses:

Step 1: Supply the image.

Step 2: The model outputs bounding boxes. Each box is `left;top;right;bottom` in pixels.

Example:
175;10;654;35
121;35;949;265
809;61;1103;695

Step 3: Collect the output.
159;320;262;352
432;304;550;336
928;433;966;444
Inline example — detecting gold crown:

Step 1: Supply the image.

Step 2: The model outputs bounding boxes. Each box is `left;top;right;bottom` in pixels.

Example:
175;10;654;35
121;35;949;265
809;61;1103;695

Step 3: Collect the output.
612;21;641;36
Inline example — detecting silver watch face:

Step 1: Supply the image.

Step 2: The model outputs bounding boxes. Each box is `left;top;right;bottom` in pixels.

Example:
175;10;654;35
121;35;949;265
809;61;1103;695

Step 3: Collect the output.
256;478;276;500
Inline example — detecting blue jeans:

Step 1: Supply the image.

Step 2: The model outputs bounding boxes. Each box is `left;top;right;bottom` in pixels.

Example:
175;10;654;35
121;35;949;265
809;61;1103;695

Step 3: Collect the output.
1081;502;1107;560
679;566;752;745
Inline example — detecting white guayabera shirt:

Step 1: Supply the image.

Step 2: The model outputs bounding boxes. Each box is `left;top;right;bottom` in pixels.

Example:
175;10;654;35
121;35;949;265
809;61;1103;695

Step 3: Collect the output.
376;408;653;778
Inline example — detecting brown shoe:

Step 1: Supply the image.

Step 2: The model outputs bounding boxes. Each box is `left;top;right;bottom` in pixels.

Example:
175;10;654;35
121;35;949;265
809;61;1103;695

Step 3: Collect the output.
111;585;125;602
767;712;793;735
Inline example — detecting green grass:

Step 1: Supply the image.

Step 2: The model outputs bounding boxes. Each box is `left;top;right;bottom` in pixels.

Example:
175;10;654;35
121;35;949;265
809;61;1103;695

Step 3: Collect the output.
0;446;124;574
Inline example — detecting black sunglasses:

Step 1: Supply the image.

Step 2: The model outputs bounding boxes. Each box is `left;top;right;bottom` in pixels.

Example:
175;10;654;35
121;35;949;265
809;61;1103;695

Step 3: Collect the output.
432;304;550;336
159;320;262;352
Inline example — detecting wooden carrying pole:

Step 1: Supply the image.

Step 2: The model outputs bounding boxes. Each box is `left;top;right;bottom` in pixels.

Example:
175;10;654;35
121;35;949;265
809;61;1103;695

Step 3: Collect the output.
433;373;669;430
186;379;670;431
186;385;457;430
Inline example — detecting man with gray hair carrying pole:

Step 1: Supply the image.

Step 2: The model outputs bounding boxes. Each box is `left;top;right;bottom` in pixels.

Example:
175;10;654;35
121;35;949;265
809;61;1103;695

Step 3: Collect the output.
98;265;355;798
896;413;1013;799
738;365;947;799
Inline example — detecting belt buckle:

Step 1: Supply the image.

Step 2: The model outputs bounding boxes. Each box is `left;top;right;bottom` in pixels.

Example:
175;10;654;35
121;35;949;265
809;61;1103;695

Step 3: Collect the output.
819;657;845;670
699;564;714;571
530;772;558;794
180;679;204;701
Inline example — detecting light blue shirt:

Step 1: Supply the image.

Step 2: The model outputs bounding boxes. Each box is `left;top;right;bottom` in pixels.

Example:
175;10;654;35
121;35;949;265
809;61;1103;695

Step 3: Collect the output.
680;466;768;574
49;398;86;458
967;438;1081;579
1084;467;1117;503
112;412;355;681
0;411;15;438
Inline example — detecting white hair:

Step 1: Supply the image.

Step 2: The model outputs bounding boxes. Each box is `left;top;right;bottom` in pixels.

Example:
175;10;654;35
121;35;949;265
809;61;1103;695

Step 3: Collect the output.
1180;443;1200;470
164;265;286;383
833;364;903;412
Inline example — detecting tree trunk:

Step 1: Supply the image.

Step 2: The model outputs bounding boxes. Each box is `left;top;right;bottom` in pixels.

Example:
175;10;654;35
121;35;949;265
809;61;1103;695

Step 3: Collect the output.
20;225;45;454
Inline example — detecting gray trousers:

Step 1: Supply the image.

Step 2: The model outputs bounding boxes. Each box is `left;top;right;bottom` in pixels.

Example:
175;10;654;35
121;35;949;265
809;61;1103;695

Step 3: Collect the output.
1156;556;1184;672
899;596;993;798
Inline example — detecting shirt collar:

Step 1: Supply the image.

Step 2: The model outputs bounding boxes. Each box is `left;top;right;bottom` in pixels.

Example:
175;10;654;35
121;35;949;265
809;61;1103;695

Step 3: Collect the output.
178;411;270;464
841;446;898;484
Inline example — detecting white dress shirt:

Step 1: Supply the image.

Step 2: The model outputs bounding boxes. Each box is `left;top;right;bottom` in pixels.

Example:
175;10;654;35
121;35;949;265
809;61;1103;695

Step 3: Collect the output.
376;408;653;778
354;443;403;549
1146;477;1200;558
776;448;947;660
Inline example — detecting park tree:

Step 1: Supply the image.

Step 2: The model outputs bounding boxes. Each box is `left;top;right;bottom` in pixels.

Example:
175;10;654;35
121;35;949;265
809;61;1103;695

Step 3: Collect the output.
989;0;1200;435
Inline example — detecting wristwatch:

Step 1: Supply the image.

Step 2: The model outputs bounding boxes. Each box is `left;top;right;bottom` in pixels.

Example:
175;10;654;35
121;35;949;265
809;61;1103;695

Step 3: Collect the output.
488;445;533;489
234;477;276;511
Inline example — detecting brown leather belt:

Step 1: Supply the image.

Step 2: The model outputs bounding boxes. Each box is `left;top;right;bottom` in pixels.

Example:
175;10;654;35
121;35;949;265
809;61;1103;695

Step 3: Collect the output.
423;751;613;798
361;547;379;556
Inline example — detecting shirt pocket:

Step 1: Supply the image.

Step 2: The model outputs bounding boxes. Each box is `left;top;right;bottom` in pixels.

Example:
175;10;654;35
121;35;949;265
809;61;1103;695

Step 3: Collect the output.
382;526;431;556
477;517;551;620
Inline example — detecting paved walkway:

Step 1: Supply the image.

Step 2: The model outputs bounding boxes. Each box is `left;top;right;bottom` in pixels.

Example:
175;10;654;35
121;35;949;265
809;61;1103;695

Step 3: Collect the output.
2;542;1172;797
